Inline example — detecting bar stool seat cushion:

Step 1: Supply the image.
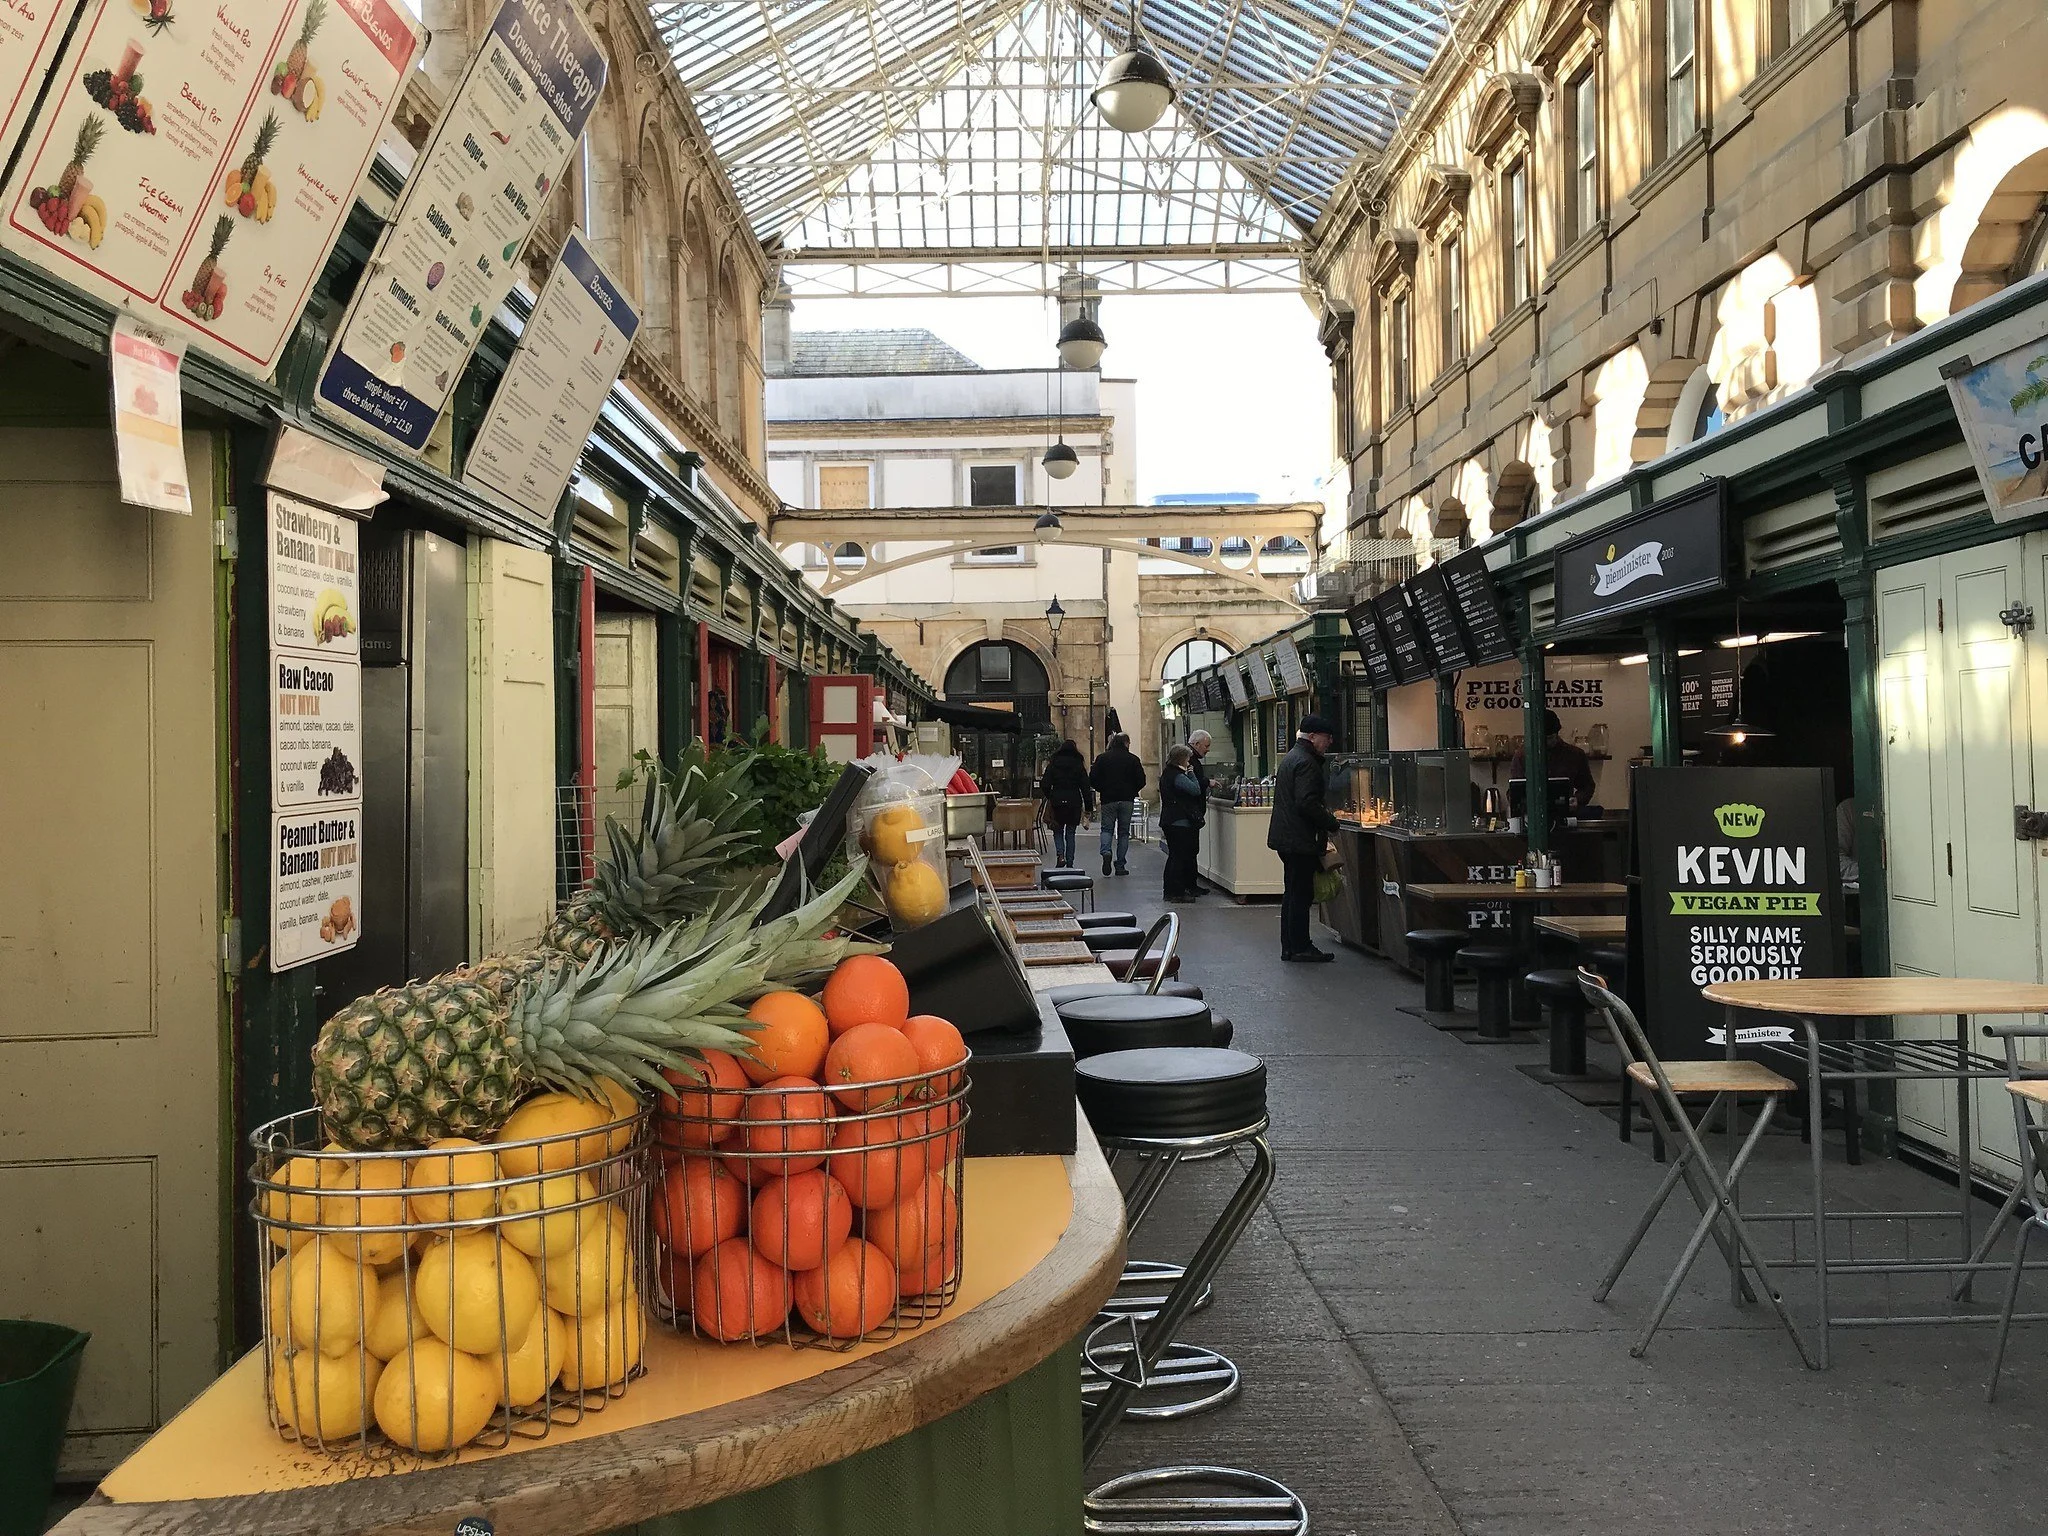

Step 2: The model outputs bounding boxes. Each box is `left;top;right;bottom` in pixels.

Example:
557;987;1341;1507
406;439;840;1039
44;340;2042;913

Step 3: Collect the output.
1458;943;1519;972
1082;926;1146;953
1585;946;1628;985
1404;928;1468;957
1076;1047;1267;1140
1210;1017;1235;1049
1042;871;1093;890
1044;980;1204;1007
1099;950;1182;981
1523;969;1588;1005
1076;911;1137;930
1056;994;1214;1058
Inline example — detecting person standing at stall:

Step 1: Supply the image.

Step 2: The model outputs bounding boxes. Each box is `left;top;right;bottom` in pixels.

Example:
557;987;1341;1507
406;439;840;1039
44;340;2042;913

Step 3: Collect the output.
1088;732;1147;876
1186;730;1214;896
1160;743;1207;901
1268;715;1340;962
1037;739;1093;869
1511;708;1597;810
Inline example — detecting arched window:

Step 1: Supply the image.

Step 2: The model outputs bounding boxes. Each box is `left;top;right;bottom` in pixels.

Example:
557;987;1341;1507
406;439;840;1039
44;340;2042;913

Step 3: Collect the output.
681;205;713;399
635;172;676;365
1162;638;1230;683
1668;365;1725;449
945;642;1051;701
716;257;742;435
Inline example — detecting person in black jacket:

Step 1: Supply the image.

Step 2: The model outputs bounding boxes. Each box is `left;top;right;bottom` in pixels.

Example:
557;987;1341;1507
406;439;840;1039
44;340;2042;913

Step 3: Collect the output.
1267;714;1340;961
1088;732;1147;875
1037;739;1093;868
1159;743;1207;900
1185;730;1214;895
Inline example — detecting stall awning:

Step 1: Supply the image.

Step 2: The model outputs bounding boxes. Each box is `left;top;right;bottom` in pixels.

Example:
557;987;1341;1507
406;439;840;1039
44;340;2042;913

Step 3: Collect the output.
928;699;1025;734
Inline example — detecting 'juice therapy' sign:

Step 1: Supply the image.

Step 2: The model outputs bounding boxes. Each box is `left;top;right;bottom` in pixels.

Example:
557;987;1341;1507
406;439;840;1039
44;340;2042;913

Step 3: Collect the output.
1946;334;2048;523
1631;766;1843;1055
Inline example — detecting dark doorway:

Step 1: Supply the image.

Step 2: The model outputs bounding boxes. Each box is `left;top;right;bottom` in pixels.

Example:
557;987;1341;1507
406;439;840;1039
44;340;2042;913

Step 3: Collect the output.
945;641;1052;797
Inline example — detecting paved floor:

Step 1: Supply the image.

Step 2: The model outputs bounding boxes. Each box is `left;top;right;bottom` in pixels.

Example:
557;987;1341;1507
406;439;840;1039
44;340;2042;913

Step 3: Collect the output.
1082;842;2047;1535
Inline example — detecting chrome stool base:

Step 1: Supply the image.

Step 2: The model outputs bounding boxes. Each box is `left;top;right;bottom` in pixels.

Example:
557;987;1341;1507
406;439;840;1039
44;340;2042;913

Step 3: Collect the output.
1081;1328;1240;1420
1084;1466;1308;1535
1102;1259;1214;1322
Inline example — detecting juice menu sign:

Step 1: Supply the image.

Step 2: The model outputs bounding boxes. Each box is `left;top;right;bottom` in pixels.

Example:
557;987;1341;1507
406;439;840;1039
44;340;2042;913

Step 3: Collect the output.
0;0;77;168
1631;766;1843;1055
0;0;422;377
315;0;606;454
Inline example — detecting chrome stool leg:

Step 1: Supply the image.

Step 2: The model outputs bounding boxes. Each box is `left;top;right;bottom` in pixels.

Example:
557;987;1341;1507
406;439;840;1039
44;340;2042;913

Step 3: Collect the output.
1100;1258;1214;1323
1085;1467;1308;1536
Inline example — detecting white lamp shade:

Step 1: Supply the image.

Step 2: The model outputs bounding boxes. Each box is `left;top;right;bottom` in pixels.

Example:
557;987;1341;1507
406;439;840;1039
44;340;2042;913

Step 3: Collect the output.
1092;47;1176;133
1042;442;1079;479
1035;512;1065;544
1057;315;1107;370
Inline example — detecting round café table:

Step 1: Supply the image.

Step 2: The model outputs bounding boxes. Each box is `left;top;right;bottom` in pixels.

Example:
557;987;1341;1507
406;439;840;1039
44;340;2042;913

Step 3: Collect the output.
1702;976;2048;1367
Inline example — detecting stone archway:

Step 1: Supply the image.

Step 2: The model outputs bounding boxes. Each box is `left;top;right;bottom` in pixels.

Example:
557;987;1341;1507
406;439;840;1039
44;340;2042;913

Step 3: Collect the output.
1634;355;1701;461
1953;146;2048;312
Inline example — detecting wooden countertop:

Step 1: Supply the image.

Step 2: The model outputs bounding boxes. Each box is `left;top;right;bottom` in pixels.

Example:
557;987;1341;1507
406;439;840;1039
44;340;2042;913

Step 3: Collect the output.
62;1129;1125;1536
1407;882;1628;902
1703;977;2048;1017
1535;915;1628;941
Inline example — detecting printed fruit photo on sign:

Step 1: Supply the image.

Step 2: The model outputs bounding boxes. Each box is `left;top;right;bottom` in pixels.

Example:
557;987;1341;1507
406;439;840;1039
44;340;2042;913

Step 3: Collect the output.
180;216;232;322
31;116;105;238
224;111;281;222
83;49;156;134
274;0;327;120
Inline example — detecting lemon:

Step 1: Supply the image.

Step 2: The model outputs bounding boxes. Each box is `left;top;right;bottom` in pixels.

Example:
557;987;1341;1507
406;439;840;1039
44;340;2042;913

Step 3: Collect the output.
414;1233;541;1354
317;1155;410;1266
499;1304;566;1407
885;859;948;926
556;1298;645;1392
591;1076;642;1157
261;1155;321;1250
272;1346;382;1441
495;1092;611;1177
868;804;927;866
361;1270;436;1362
406;1138;500;1226
373;1337;500;1453
498;1172;596;1259
542;1203;633;1316
268;1238;383;1358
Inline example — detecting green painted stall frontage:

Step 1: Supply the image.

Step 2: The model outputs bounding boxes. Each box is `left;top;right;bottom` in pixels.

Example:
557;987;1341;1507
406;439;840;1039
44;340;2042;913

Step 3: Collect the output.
612;1349;1084;1536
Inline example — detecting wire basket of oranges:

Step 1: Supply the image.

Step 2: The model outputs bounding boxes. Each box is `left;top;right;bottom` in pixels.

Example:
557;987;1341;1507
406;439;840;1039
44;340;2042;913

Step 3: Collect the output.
249;1091;652;1461
648;955;971;1347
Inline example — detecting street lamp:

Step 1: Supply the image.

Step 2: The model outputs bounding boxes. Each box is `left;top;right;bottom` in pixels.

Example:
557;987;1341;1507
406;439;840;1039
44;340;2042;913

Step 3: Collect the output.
1056;314;1107;370
1042;440;1079;479
1034;509;1065;543
1091;6;1176;134
1045;594;1066;655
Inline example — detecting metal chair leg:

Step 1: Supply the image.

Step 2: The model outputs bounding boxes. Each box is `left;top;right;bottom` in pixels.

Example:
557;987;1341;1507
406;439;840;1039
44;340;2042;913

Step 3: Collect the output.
1987;1217;2037;1402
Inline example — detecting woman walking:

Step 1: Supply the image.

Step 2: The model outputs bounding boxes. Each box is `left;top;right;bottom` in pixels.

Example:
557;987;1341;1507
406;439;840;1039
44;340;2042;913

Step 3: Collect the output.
1037;738;1093;868
1159;742;1207;900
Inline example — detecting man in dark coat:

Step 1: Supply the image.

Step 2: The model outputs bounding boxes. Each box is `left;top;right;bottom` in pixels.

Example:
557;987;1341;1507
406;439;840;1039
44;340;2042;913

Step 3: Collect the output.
1185;729;1214;895
1267;714;1340;962
1159;743;1207;900
1088;732;1147;875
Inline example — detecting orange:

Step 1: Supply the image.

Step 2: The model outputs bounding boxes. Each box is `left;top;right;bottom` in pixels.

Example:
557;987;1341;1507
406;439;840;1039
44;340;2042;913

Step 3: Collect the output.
792;1239;898;1338
652;1158;747;1258
823;1023;920;1112
900;1014;968;1096
690;1237;791;1342
658;1050;748;1149
824;1113;928;1208
897;1099;964;1170
739;1076;830;1175
898;1250;957;1299
821;955;910;1037
737;992;830;1085
751;1169;853;1271
865;1173;957;1266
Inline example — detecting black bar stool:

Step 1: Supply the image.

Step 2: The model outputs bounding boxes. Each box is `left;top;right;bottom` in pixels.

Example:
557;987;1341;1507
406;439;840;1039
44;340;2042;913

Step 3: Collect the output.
1077;910;1137;930
1042;869;1095;911
1525;968;1591;1076
1075;1046;1304;1533
1458;943;1519;1039
1046;979;1205;1007
1405;928;1468;1012
1083;925;1147;954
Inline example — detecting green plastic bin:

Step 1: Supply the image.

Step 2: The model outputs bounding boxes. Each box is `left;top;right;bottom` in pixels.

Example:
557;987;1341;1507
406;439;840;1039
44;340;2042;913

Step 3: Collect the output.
0;1322;87;1536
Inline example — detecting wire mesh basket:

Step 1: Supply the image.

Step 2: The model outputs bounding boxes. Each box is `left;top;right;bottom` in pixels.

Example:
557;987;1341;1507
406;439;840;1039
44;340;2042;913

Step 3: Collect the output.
647;1057;970;1348
250;1099;652;1460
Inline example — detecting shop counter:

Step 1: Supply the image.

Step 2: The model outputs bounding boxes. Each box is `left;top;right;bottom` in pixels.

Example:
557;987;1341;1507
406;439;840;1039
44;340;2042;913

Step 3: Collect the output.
1197;799;1285;897
1366;824;1622;972
57;1132;1125;1536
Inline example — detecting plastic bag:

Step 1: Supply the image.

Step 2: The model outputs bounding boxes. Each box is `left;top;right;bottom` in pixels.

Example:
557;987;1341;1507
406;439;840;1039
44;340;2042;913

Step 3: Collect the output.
847;754;961;929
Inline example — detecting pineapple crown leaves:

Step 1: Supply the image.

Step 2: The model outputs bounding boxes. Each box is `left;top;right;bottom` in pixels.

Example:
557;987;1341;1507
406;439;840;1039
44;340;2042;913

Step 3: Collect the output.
296;0;328;45
580;748;770;934
71;113;105;163
206;214;232;258
245;110;280;169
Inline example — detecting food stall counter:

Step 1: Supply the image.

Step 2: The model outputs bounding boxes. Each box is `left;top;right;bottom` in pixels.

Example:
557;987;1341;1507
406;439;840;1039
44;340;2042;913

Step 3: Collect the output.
1199;797;1285;898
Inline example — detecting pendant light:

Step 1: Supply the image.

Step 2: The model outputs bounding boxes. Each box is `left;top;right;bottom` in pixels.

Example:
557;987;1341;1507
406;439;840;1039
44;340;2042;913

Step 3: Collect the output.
1707;602;1775;745
1035;509;1066;542
1091;3;1176;134
1042;440;1079;478
1057;313;1106;369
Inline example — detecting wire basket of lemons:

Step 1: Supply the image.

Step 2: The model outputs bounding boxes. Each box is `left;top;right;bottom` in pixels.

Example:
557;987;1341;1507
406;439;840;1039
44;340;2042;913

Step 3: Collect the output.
249;1089;651;1461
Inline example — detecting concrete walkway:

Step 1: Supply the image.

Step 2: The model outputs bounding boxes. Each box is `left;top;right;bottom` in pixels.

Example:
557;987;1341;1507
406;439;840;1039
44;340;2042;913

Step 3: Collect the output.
1082;842;2044;1535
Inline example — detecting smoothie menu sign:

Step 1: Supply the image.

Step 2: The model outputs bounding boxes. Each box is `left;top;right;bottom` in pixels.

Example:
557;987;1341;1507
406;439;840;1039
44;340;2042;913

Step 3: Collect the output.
0;0;77;169
315;0;606;454
1631;766;1843;1055
0;0;423;377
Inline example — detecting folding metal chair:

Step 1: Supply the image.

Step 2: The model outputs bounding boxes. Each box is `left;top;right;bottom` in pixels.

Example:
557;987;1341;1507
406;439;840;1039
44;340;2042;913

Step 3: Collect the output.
1984;1021;2048;1400
1577;970;1818;1367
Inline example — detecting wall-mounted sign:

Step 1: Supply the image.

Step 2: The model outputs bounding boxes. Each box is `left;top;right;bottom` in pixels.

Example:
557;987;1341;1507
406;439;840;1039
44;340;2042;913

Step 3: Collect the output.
315;0;605;454
1273;634;1308;694
272;650;361;809
108;315;188;512
1678;649;1739;745
271;807;360;970
1945;337;2048;523
1203;675;1228;713
1552;480;1729;630
1221;664;1251;711
1373;585;1434;685
1630;765;1842;1055
1345;599;1398;690
267;491;360;654
1;0;422;378
464;228;639;522
1406;564;1471;673
1440;547;1516;664
1246;648;1277;700
0;0;78;171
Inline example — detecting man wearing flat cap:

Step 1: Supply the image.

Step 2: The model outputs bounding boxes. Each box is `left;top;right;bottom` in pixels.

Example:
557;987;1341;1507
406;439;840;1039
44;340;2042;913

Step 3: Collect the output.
1267;713;1340;962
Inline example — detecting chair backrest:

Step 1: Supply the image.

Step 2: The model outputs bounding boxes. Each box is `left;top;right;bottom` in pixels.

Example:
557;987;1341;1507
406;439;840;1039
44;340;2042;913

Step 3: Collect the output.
1577;968;1666;1092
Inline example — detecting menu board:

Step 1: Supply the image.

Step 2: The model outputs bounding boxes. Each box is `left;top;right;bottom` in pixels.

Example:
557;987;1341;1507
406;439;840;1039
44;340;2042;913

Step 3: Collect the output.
272;807;360;969
1440;547;1516;664
1;0;423;378
1273;634;1308;694
1246;648;1278;700
315;0;605;454
1221;665;1251;710
1204;676;1227;713
1406;565;1471;673
464;228;639;521
1345;600;1398;690
1373;586;1434;685
0;0;79;169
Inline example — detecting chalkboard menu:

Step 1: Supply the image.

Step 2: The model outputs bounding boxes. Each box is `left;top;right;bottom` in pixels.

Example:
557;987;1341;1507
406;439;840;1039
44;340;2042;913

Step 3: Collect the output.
1374;587;1435;684
1206;676;1229;713
1407;566;1472;673
1678;650;1740;746
1345;601;1399;690
1440;548;1516;664
1247;650;1278;699
1273;635;1309;694
1222;666;1252;710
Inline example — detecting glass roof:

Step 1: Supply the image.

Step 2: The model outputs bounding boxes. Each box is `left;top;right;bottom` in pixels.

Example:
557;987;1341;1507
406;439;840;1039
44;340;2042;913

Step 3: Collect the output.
648;0;1454;253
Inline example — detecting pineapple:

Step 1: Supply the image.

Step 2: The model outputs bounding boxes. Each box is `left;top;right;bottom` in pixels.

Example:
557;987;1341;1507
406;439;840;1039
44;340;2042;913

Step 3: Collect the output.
193;214;231;293
239;110;278;190
285;0;325;81
311;862;879;1149
58;114;104;202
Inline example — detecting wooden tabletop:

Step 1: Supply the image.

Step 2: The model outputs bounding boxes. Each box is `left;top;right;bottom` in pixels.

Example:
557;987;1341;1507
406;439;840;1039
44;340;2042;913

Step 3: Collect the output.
1407;882;1628;902
1703;977;2048;1017
63;1128;1125;1536
1535;914;1627;941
